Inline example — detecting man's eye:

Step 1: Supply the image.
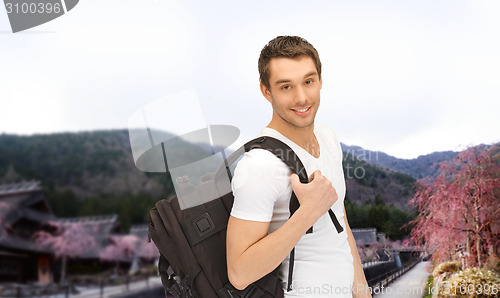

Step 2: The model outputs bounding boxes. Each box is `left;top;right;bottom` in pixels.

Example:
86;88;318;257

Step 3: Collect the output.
305;80;313;85
282;85;291;90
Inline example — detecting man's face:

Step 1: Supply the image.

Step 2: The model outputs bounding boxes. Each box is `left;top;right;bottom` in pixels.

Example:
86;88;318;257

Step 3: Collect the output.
261;55;322;130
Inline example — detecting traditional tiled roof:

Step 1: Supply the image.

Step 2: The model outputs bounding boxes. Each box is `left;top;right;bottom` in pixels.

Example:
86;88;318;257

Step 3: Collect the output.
0;181;54;253
0;234;52;254
56;214;120;233
53;215;121;259
0;182;131;263
352;228;378;244
130;224;148;253
130;224;148;239
130;224;158;261
0;181;41;197
1;195;55;226
0;181;51;215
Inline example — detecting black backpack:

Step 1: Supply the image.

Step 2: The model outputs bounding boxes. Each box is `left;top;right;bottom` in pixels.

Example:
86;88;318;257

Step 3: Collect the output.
148;136;344;298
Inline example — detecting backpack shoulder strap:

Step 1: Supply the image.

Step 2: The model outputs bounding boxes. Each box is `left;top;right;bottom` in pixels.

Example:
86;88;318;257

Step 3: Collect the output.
217;135;310;220
241;136;311;226
244;136;310;183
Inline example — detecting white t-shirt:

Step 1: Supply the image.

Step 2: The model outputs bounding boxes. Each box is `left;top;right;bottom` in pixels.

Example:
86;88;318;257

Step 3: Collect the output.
230;123;354;297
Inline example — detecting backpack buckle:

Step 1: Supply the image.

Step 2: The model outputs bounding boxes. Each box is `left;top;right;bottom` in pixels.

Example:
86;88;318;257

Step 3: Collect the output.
193;213;215;237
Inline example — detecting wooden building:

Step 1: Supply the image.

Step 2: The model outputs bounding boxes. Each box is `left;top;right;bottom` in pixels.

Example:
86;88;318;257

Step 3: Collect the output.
0;181;54;283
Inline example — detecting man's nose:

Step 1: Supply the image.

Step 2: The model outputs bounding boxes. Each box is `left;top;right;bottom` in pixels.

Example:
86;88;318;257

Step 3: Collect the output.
294;85;308;105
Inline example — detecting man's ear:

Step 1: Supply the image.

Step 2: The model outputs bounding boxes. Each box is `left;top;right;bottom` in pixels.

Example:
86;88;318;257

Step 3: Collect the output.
319;76;323;90
260;82;273;103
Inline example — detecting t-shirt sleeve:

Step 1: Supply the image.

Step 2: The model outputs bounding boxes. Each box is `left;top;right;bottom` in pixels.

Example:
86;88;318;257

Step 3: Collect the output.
230;149;290;222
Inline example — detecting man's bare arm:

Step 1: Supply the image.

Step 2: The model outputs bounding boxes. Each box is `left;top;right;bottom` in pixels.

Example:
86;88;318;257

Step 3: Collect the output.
227;170;337;290
344;206;372;298
227;209;315;290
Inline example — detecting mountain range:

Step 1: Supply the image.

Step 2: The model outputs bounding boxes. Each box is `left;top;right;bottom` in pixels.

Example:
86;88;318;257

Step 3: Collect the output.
340;144;459;180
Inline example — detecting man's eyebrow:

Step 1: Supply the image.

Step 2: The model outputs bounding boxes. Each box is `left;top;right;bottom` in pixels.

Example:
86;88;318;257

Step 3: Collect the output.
304;71;318;78
273;72;319;86
274;79;291;86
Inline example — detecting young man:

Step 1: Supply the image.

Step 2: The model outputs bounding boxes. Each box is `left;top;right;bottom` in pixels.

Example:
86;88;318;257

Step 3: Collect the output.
227;36;371;297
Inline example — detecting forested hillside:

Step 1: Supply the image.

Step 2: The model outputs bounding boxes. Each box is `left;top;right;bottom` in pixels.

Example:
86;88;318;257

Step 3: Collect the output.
342;150;416;211
0;130;173;230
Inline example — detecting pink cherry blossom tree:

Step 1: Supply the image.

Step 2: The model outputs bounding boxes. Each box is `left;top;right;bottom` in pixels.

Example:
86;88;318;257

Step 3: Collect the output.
33;221;97;284
386;239;405;251
100;234;139;276
137;238;159;263
408;144;500;269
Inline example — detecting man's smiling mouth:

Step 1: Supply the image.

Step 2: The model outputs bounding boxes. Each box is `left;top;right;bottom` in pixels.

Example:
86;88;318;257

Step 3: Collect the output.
292;106;311;115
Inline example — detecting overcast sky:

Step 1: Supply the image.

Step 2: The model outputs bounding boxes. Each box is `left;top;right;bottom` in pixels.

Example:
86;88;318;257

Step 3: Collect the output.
1;0;499;159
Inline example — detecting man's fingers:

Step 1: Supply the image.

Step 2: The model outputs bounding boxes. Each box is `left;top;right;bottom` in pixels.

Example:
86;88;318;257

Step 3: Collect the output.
309;170;322;182
290;173;300;189
292;170;326;188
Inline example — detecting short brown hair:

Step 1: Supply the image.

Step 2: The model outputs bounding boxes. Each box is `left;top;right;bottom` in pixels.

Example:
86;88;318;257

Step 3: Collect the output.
258;36;322;89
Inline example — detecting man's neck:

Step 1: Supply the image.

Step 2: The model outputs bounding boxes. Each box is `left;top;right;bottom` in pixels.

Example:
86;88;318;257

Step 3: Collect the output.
267;121;319;158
